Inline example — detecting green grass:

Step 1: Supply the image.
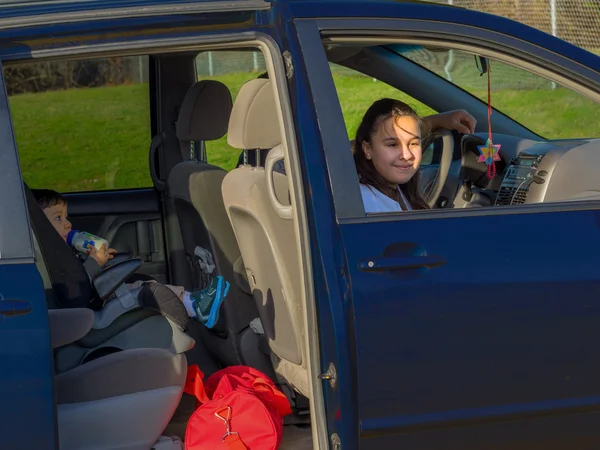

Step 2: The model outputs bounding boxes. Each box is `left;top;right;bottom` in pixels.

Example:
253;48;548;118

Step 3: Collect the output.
11;84;152;192
9;72;600;192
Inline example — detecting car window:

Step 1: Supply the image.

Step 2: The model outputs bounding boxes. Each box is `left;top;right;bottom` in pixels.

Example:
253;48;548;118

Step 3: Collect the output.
6;56;151;192
330;62;437;135
328;62;438;165
317;35;600;219
394;46;600;140
195;50;268;170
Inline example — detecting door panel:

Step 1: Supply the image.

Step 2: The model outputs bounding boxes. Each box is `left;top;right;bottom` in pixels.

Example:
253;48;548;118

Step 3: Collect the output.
294;10;600;448
362;411;600;450
0;264;57;449
0;57;57;448
64;188;168;283
341;209;600;448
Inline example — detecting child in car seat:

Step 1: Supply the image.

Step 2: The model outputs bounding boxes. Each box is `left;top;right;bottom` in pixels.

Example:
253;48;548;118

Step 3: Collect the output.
32;189;229;330
354;99;476;212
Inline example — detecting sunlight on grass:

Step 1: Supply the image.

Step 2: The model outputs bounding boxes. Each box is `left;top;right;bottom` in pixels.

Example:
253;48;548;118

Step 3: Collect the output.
9;72;600;193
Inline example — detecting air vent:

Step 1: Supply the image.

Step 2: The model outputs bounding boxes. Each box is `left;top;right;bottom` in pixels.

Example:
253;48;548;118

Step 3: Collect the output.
496;186;528;206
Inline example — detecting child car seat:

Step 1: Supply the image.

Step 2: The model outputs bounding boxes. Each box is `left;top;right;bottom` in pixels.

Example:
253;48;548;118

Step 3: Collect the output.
24;184;194;373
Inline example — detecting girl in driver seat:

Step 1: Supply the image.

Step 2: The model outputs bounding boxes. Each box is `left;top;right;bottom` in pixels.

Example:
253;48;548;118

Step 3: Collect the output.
355;98;475;212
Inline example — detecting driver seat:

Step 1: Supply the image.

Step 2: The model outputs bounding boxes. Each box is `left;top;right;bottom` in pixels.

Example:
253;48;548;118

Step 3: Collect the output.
221;79;308;397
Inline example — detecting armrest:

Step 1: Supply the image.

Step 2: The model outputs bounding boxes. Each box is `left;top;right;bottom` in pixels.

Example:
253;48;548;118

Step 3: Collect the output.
103;252;133;268
92;257;143;301
48;308;94;349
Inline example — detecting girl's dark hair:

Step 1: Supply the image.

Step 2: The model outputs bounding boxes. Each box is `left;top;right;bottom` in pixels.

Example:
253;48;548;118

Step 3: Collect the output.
354;98;429;210
31;189;66;210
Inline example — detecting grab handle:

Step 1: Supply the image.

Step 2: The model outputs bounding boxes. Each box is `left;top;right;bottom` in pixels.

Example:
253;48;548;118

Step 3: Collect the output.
265;145;292;220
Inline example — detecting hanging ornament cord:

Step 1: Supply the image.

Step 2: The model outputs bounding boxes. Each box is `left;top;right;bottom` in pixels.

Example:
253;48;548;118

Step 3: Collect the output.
486;62;496;179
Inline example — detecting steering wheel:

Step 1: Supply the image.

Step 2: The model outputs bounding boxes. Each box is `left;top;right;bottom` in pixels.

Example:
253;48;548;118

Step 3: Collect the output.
422;129;454;208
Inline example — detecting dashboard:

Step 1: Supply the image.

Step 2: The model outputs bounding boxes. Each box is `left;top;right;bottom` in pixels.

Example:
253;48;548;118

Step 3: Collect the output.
455;133;600;207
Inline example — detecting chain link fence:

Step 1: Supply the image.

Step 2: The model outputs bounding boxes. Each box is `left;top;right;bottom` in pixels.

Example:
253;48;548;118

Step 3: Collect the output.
405;0;600;93
196;50;266;77
196;0;600;78
426;0;600;54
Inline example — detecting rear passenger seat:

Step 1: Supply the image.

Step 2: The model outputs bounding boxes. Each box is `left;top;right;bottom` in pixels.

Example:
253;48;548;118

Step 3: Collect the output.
49;308;186;449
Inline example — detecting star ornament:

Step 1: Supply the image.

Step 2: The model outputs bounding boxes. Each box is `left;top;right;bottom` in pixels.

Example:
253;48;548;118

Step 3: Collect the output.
477;139;501;165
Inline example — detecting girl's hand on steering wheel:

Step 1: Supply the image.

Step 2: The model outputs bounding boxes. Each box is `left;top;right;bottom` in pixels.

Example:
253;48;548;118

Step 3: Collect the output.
425;110;477;135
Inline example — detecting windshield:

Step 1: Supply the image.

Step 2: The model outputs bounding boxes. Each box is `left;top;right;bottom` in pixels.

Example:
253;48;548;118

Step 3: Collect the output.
390;45;600;140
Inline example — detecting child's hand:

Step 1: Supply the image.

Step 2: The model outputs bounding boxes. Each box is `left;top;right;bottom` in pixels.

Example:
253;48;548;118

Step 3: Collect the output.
88;244;110;267
107;248;118;260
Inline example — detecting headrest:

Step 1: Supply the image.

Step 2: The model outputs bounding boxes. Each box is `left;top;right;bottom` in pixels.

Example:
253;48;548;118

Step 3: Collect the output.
227;79;281;150
24;184;93;308
176;80;233;142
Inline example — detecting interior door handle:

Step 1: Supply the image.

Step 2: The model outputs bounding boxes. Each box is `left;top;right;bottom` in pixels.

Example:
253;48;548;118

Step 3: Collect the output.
0;300;32;317
359;255;446;272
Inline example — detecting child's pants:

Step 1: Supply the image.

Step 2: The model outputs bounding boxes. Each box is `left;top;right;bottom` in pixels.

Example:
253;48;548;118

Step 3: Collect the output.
126;279;185;301
127;280;190;331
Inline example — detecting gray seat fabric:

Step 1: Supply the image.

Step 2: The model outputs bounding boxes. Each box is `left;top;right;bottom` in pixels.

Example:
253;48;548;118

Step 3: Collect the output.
175;80;232;149
32;225;194;374
167;80;263;367
49;309;187;450
48;308;94;349
55;347;186;405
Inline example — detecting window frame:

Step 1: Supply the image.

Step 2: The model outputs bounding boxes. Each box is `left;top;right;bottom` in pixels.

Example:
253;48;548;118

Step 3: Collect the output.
0;31;329;447
294;18;600;222
0;59;34;263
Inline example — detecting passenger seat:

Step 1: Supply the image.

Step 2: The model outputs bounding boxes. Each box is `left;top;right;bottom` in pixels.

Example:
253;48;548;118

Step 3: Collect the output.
221;79;309;397
50;308;186;450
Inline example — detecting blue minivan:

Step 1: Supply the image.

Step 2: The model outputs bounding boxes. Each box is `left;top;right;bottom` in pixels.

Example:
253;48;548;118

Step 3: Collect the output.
1;0;600;448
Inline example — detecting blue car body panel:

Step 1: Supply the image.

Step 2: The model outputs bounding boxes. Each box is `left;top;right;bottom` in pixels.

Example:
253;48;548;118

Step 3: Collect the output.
0;264;57;449
338;209;600;447
1;0;600;448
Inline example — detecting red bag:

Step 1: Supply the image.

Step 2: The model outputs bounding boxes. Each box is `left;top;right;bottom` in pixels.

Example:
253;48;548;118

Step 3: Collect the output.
184;364;292;450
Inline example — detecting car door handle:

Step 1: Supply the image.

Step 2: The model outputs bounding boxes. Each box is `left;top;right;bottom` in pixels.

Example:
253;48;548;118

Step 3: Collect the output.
358;255;446;272
0;300;32;317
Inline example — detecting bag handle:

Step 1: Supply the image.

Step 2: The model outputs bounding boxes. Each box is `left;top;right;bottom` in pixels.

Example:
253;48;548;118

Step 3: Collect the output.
251;377;293;416
183;364;210;403
186;367;249;450
224;434;247;450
